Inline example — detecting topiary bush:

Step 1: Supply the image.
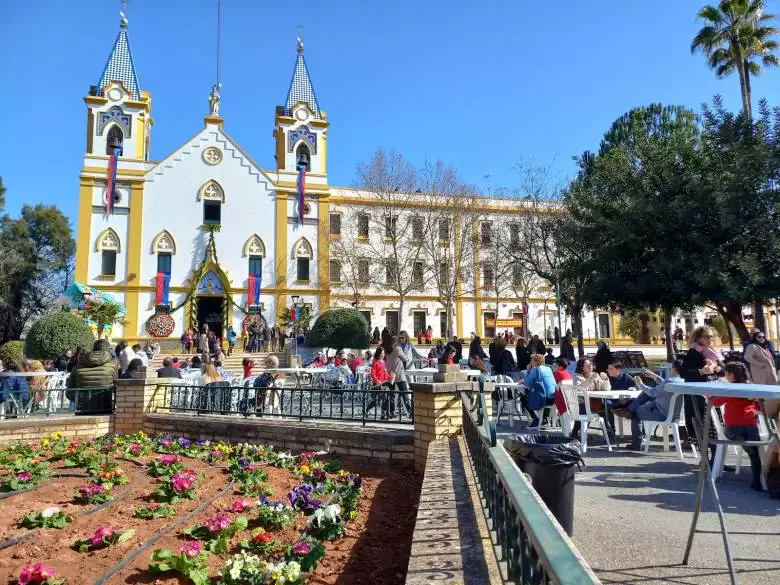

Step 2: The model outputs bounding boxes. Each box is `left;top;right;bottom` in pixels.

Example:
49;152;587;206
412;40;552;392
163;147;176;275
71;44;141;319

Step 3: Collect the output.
306;309;370;351
24;312;95;360
0;340;25;365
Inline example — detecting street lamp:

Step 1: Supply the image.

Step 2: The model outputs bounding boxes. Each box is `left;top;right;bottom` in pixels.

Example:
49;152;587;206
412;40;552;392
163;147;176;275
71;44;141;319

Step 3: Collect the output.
290;295;302;362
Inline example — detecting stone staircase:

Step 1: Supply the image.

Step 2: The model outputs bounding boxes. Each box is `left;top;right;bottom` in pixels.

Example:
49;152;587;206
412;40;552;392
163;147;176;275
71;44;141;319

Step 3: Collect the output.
150;351;288;377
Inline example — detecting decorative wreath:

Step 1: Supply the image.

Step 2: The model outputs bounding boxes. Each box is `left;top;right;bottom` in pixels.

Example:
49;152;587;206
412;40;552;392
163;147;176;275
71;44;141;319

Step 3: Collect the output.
241;314;268;331
146;313;175;337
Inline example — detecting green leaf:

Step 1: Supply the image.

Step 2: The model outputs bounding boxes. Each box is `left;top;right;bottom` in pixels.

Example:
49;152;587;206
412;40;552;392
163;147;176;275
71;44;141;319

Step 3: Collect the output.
151;549;173;561
116;529;135;544
189;567;210;585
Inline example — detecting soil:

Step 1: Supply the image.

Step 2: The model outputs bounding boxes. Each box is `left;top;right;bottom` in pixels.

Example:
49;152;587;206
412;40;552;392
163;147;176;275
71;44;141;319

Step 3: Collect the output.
0;452;421;585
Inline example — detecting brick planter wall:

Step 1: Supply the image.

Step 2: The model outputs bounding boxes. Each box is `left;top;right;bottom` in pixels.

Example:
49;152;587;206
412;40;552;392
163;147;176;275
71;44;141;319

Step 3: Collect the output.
0;415;112;444
144;413;414;463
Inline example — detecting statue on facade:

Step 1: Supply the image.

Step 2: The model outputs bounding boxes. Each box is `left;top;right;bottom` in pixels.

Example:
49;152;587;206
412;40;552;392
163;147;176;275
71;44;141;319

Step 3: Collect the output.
208;84;221;117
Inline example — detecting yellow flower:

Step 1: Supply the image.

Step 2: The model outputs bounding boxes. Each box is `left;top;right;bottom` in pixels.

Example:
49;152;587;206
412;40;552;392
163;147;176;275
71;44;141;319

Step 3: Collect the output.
299;465;310;475
40;438;51;448
349;510;358;520
51;431;63;440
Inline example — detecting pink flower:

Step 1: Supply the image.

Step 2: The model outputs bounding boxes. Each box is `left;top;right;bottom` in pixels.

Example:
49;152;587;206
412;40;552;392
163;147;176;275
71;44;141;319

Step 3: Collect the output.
170;470;197;493
300;451;316;459
16;472;33;482
18;563;56;585
160;439;173;449
70;440;82;448
79;483;106;498
179;541;202;559
129;443;142;454
157;454;181;465
292;541;313;555
90;526;117;546
203;512;230;533
231;498;252;513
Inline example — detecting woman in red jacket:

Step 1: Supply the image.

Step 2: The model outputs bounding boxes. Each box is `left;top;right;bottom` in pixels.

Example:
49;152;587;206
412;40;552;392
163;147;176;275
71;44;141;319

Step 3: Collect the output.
368;347;392;419
714;362;763;491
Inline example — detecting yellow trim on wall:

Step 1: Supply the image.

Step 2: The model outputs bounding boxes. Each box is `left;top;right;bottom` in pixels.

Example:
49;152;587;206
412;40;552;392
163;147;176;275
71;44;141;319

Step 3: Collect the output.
317;197;330;311
275;194;288;290
124;183;145;338
74;178;96;282
472;219;482;337
135;113;145;159
320;130;328;175
82;166;148;177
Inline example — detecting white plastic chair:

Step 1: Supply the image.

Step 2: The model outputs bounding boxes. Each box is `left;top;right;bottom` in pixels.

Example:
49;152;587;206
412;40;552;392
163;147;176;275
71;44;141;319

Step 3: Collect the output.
560;383;612;453
711;406;744;480
494;375;522;427
640;393;688;460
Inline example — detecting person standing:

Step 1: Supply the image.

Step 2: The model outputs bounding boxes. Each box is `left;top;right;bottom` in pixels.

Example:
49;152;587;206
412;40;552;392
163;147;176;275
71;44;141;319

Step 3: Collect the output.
560;333;576;363
269;324;278;352
372;326;381;344
528;334;546;356
398;331;424;368
262;325;271;353
546;326;554;345
743;330;778;385
226;327;237;356
468;336;488;371
515;338;531;371
198;329;209;356
593;341;612;374
383;335;412;418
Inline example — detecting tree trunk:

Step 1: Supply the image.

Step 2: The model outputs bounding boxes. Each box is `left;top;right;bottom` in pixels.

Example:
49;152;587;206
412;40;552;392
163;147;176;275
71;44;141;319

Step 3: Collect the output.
662;306;674;361
570;303;585;358
398;295;405;335
743;58;753;119
446;300;453;339
753;301;767;334
737;54;752;118
720;301;748;345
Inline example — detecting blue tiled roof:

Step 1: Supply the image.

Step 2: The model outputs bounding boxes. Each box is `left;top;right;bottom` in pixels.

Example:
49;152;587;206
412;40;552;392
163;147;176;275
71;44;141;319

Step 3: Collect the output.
96;21;140;100
284;52;321;119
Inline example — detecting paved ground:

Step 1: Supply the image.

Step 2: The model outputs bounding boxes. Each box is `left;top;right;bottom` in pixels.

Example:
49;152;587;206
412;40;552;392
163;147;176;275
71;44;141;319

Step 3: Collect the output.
496;420;780;585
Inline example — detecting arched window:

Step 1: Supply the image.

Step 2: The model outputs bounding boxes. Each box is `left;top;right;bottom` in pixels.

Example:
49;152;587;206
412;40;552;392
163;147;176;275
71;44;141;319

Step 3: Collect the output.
295;143;311;171
95;228;121;276
198;180;225;226
243;234;266;278
292;238;313;282
151;231;176;276
106;125;124;155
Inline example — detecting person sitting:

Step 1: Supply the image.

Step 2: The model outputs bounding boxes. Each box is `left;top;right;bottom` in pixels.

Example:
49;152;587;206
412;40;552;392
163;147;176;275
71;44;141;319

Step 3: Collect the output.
544;347;555;366
439;345;457;365
132;344;149;368
198;363;222;386
334;350;347;367
310;352;328;368
157;357;182;379
172;357;181;369
348;353;365;373
0;362;29;415
553;357;573;384
434;340;445;360
190;355;203;370
713;362;765;491
615;361;684;451
120;358;144;379
521;354;557;427
492;338;517;377
607;361;637;390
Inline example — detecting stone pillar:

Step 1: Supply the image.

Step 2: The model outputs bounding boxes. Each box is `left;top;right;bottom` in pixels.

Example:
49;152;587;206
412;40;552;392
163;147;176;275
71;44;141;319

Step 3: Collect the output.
113;370;173;435
411;373;494;471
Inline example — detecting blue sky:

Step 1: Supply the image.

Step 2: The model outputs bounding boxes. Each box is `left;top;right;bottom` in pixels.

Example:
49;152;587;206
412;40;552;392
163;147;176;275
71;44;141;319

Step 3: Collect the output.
3;0;780;224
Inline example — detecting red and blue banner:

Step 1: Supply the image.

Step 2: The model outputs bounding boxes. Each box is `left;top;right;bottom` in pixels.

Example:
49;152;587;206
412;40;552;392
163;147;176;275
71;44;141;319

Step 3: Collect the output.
105;145;122;215
248;273;262;306
290;305;298;322
296;165;306;224
155;272;170;306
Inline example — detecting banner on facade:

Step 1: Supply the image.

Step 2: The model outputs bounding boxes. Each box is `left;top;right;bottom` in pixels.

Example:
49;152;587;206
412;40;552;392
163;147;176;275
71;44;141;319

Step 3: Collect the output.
486;318;523;328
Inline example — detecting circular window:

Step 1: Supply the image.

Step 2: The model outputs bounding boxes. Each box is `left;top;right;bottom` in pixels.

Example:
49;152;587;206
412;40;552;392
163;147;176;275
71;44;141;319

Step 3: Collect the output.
104;189;121;205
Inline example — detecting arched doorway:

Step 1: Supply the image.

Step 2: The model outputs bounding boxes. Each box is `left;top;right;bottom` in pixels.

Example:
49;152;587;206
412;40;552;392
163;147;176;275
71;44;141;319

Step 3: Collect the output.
193;270;227;338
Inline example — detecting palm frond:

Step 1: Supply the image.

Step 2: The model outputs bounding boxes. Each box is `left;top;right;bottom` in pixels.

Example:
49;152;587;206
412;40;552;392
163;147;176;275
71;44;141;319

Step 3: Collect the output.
697;4;726;25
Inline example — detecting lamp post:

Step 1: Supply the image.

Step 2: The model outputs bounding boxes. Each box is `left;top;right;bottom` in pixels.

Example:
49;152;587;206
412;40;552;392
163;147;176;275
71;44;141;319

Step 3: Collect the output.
290;295;301;361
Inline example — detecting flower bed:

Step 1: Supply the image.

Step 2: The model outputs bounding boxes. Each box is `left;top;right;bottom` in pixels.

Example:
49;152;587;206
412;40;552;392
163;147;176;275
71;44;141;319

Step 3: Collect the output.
0;431;420;585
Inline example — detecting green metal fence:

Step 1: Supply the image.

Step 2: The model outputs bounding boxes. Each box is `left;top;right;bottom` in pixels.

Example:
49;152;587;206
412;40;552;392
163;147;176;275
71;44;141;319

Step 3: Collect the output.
460;389;601;585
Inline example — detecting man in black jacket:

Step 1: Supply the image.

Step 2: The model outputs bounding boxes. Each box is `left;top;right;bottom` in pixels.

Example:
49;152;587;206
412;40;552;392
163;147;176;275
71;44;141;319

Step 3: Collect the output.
157;357;182;379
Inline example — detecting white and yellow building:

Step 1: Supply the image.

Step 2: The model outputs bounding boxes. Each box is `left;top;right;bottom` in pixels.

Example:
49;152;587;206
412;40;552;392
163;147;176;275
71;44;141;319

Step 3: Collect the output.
74;14;658;344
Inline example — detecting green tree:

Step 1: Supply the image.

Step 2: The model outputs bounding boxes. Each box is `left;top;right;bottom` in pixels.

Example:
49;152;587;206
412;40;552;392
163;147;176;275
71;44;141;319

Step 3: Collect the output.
277;306;312;332
691;0;779;120
0;203;75;344
306;309;370;352
24;311;95;360
0;340;25;365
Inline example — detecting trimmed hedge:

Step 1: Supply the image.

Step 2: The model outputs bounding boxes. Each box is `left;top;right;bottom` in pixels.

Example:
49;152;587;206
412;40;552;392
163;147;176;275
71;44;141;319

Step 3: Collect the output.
24;312;95;360
0;340;25;365
306;309;370;351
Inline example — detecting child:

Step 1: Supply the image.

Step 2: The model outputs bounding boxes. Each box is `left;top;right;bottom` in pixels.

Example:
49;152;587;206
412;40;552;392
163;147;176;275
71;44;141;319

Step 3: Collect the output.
544;347;555;366
242;357;254;380
714;362;764;491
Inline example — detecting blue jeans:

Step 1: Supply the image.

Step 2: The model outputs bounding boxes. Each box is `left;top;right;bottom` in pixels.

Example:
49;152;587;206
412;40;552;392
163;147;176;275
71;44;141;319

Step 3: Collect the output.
724;425;763;488
628;393;667;443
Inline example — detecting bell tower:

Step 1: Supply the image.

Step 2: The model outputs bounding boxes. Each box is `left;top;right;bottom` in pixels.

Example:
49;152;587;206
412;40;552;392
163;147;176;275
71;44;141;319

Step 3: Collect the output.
84;12;151;160
273;33;329;178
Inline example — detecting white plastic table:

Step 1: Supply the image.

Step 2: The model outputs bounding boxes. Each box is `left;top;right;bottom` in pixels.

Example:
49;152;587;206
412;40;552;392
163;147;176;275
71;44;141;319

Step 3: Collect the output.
665;381;780;585
275;367;328;387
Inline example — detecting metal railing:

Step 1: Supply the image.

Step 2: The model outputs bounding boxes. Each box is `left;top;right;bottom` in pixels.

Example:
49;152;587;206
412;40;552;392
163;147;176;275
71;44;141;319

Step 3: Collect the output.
460;389;600;585
0;386;115;419
157;383;413;426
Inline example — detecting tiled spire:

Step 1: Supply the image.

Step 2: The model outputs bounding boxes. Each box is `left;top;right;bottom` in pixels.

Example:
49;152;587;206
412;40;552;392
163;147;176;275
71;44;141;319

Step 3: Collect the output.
96;14;141;100
284;34;321;119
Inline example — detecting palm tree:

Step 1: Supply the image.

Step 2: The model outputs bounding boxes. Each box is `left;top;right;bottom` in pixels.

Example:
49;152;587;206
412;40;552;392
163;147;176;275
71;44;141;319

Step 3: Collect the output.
691;0;779;119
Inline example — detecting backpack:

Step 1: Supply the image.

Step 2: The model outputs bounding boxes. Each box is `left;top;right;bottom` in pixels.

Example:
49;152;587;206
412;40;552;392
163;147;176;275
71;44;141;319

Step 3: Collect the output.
253;372;275;389
526;378;547;412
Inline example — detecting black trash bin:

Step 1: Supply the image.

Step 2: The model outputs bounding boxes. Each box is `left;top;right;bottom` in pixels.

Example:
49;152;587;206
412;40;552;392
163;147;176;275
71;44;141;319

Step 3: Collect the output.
504;433;583;536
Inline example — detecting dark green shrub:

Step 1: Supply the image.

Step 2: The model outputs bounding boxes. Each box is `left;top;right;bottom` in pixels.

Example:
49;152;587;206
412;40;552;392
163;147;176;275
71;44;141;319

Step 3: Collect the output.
306;309;370;351
24;312;95;360
0;340;25;365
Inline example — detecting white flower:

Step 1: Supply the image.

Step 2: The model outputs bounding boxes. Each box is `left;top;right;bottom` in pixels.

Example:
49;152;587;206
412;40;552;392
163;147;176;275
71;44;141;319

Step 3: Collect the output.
324;504;341;522
41;506;60;518
284;561;302;582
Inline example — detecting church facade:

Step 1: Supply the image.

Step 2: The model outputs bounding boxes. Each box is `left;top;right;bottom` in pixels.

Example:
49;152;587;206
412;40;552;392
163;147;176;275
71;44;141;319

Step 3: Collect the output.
75;15;713;346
